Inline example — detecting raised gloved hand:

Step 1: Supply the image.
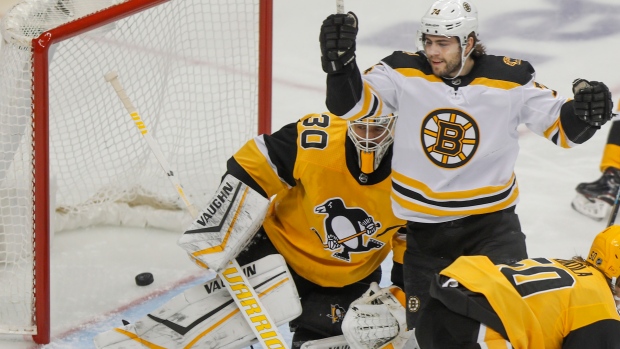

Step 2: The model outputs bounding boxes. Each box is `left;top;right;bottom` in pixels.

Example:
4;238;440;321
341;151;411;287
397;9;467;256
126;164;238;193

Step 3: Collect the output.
572;79;614;127
319;12;358;74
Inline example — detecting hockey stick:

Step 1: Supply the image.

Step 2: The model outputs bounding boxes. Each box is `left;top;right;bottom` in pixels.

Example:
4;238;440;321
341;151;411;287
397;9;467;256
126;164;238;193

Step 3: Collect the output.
336;0;344;14
607;186;620;227
104;71;290;349
329;0;346;72
103;72;199;218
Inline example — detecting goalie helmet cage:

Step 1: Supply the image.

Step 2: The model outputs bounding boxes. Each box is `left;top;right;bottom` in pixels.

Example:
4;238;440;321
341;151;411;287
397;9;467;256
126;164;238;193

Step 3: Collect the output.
0;0;272;344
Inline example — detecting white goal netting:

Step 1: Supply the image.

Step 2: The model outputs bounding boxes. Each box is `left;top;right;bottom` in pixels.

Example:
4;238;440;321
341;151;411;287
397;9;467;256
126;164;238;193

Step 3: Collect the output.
0;0;267;339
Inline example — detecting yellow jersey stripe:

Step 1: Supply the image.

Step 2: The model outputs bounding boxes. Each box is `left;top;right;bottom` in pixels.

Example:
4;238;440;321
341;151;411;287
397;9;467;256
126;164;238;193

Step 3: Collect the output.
392;170;516;200
394;68;522;90
391;186;519;216
349;81;384;120
469;77;521;90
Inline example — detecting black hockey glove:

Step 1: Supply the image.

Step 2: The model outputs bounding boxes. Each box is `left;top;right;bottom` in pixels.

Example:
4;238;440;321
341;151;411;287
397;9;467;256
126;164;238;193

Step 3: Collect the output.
319;11;358;74
572;79;614;127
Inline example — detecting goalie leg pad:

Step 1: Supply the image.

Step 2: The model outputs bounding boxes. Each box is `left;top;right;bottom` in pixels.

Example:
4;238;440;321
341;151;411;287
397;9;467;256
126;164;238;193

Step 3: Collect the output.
177;174;270;272
300;335;349;349
94;254;302;349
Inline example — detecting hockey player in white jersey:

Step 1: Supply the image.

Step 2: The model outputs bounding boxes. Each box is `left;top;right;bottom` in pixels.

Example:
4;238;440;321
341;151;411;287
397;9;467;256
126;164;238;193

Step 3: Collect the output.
319;0;615;332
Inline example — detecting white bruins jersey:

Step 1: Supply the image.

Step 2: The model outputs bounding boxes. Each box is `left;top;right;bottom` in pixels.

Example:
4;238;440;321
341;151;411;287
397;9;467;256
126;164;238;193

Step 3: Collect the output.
340;52;577;223
230;113;406;287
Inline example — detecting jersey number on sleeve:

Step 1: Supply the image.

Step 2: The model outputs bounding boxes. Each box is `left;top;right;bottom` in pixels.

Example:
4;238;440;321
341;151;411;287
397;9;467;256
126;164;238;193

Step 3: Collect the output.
300;114;330;149
499;258;575;298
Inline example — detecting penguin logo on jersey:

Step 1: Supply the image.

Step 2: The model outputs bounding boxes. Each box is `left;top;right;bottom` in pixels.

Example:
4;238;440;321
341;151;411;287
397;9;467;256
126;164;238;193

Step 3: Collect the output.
327;304;347;323
312;198;384;262
421;108;479;168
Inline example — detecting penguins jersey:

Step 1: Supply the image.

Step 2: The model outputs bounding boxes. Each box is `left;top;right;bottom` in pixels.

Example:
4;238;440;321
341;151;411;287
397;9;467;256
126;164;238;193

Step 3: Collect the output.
327;52;597;223
438;256;620;348
228;113;407;287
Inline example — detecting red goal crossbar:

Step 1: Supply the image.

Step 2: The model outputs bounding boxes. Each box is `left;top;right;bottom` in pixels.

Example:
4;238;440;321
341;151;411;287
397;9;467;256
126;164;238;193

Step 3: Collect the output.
24;0;273;343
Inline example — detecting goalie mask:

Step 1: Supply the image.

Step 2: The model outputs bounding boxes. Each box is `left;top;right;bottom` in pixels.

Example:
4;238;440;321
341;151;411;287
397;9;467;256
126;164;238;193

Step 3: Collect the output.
588;225;620;288
347;114;397;174
417;0;478;78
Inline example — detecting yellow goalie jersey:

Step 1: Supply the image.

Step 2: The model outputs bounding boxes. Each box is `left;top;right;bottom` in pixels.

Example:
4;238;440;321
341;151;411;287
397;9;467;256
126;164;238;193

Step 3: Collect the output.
439;256;620;349
230;113;406;287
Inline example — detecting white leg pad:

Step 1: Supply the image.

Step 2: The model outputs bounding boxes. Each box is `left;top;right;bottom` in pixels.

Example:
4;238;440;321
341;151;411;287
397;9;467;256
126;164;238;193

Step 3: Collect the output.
94;254;301;349
300;335;349;349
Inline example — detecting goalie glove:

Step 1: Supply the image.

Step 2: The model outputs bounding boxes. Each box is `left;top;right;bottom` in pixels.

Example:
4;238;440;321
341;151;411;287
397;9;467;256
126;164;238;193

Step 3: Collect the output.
319;12;358;74
572;79;614;127
341;282;413;349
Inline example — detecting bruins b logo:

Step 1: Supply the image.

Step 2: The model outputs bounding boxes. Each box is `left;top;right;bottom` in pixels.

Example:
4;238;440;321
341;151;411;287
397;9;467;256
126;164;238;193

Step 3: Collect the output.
421;109;479;168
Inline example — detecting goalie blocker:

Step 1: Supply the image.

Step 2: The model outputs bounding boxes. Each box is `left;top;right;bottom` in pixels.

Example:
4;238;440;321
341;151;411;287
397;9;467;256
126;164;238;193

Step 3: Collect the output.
93;254;302;349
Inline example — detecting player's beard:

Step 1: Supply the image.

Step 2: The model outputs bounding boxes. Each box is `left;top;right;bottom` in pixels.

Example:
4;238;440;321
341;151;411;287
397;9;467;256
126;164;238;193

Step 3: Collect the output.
432;53;463;78
428;46;463;79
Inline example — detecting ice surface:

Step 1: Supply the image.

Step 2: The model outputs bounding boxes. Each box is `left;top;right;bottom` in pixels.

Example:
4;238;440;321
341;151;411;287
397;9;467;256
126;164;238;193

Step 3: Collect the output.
2;0;620;347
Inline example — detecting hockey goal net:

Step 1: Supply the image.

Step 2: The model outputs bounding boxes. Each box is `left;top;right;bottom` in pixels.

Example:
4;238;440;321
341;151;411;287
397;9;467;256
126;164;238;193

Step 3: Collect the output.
0;0;272;343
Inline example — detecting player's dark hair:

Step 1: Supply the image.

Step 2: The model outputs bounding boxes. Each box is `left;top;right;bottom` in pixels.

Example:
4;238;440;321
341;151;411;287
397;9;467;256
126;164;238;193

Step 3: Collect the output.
469;33;486;58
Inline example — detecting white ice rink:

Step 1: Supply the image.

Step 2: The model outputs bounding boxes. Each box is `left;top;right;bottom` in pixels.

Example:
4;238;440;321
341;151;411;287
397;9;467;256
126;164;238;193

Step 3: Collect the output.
2;0;620;347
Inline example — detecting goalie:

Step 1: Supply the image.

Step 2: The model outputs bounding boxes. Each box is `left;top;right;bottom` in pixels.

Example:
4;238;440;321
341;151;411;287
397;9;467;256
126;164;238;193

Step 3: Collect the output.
223;111;408;348
95;110;410;349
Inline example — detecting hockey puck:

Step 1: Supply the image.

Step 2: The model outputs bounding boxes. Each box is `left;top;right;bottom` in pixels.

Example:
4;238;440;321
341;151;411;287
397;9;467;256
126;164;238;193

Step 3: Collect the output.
135;272;154;286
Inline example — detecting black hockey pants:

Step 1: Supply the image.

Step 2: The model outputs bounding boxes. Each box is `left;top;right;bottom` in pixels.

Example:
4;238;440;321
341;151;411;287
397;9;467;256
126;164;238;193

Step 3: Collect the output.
403;206;527;330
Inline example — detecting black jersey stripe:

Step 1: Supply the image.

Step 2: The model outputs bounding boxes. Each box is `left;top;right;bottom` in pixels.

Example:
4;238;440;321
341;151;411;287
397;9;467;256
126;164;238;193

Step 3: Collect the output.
391;177;517;208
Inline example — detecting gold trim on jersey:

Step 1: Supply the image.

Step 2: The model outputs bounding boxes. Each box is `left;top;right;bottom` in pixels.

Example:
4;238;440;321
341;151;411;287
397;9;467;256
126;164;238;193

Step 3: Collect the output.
393;68;442;82
394;68;522;91
393;170;516;199
391;189;518;216
601;143;620;172
470;77;521;90
348;81;385;121
390;171;519;216
543;117;570;148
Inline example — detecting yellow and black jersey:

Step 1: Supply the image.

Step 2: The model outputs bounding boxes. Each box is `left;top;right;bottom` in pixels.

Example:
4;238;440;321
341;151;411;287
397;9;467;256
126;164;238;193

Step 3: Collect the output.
436;255;620;349
228;113;406;287
601;119;620;172
326;52;598;223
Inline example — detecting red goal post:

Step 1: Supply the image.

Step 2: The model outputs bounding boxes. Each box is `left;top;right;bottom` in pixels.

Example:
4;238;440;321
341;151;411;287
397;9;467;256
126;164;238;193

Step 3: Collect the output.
0;0;272;344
